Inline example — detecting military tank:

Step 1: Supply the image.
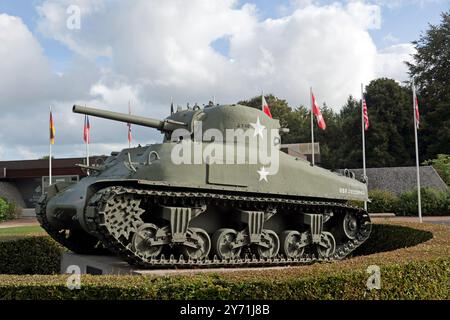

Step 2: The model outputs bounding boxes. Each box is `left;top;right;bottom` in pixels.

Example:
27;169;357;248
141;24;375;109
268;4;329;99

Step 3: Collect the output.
36;103;371;268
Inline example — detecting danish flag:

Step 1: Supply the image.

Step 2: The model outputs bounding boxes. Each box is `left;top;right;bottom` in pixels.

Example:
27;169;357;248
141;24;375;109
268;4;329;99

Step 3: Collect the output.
262;95;272;118
311;91;326;130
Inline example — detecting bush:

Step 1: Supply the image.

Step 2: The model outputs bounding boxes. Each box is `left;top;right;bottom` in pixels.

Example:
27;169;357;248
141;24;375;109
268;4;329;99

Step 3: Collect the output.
0;197;18;222
395;187;448;216
0;222;448;299
0;236;63;274
367;189;397;213
423;154;450;185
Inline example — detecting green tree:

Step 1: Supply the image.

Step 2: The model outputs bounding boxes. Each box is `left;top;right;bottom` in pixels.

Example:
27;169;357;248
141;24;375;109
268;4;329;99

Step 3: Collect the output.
407;11;450;160
423;154;450;185
363;78;415;167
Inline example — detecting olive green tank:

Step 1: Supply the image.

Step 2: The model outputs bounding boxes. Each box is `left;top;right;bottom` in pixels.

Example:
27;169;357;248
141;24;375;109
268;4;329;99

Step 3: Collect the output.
36;103;371;268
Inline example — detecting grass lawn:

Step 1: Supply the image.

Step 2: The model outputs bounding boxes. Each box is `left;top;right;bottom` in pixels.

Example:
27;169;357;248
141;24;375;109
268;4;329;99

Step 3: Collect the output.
0;226;45;241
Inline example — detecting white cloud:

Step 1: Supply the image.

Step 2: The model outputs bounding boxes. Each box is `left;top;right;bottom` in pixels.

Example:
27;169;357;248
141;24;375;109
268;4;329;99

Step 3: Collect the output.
0;1;418;160
376;43;415;81
0;14;55;111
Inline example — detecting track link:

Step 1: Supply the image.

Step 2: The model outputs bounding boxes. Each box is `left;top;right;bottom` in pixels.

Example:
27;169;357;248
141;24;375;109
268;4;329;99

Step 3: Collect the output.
85;186;372;269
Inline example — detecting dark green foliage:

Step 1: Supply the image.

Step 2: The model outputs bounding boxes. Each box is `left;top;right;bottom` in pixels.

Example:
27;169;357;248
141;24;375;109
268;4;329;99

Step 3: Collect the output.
423;154;450;185
0;236;62;274
367;187;449;215
395;187;449;216
367;189;397;213
407;12;450;161
0;198;17;222
237;11;450;170
0;223;448;299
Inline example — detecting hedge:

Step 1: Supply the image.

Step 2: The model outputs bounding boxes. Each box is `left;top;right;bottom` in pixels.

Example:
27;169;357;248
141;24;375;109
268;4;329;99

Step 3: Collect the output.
0;221;448;299
367;187;450;216
0;237;63;274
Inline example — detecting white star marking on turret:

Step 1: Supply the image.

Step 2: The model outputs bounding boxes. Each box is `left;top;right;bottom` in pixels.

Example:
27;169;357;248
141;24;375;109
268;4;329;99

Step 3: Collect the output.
257;166;269;182
250;117;265;138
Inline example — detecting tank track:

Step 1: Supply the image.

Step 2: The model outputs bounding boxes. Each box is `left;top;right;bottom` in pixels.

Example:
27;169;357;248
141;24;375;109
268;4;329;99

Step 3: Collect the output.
85;186;372;269
36;195;107;255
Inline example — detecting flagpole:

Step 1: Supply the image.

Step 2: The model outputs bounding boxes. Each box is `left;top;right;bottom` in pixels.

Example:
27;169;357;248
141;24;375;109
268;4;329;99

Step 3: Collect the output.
412;78;422;223
85;114;90;175
49;106;52;186
361;83;367;211
128;100;131;148
310;87;315;166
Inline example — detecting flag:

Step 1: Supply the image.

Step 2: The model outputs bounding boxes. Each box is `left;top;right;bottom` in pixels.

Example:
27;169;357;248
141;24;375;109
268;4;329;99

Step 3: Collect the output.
127;102;132;145
363;98;369;131
311;92;326;130
49;110;55;145
414;96;420;129
83;115;90;144
262;95;272;118
170;100;174;114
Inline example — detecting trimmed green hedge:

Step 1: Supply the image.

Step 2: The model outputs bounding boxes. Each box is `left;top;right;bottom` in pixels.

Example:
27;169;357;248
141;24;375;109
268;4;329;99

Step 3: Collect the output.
367;187;449;216
0;222;448;299
0;258;448;300
0;237;62;274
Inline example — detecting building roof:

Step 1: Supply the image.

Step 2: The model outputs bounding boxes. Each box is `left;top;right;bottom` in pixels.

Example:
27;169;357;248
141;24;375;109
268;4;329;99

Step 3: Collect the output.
338;166;447;195
0;156;107;179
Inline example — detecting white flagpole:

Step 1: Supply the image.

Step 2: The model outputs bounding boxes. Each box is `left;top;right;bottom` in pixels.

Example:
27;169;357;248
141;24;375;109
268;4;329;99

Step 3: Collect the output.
128;100;131;148
49;106;52;186
412;79;422;223
361;83;367;211
310;87;315;166
85;114;90;175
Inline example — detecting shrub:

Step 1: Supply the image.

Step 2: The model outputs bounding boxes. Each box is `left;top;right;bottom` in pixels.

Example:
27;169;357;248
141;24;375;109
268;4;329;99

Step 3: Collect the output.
0;236;63;274
395;187;448;216
0;197;19;222
423;154;450;185
367;189;397;213
0;222;448;300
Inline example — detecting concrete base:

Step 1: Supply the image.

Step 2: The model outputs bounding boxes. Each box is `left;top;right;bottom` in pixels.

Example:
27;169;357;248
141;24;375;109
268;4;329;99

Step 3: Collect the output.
61;253;136;275
21;208;36;218
61;252;295;276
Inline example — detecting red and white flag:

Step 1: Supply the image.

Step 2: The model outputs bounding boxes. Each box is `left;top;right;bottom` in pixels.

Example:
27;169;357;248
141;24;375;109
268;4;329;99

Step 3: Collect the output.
83;115;90;144
262;95;272;118
363;98;369;131
311;92;326;130
414;96;420;129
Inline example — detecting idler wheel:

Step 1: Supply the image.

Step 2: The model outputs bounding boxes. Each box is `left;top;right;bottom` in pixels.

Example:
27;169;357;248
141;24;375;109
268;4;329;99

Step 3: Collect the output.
181;227;211;260
257;229;280;259
343;212;359;239
212;228;242;260
280;230;306;259
317;231;336;259
132;223;164;258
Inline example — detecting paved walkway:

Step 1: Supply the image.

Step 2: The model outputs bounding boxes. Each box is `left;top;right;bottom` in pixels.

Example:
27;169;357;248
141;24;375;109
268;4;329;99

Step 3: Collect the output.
0;217;39;229
372;216;450;226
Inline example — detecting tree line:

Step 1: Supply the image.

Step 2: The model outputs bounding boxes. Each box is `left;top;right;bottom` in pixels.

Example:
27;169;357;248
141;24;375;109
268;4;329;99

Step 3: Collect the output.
240;11;449;170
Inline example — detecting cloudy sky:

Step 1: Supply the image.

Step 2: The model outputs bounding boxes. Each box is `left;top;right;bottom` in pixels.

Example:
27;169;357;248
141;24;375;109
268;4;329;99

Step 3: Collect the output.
0;0;448;161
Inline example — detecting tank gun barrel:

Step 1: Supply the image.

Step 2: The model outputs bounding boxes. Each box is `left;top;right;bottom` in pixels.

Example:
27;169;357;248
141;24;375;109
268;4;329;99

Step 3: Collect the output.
72;105;187;131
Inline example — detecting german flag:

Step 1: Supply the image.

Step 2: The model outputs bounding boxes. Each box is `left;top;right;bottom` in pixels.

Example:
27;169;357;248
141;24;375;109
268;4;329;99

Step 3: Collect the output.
50;110;55;145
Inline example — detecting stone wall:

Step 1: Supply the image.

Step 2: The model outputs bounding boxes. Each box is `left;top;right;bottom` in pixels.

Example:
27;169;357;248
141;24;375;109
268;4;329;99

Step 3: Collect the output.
0;181;26;208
